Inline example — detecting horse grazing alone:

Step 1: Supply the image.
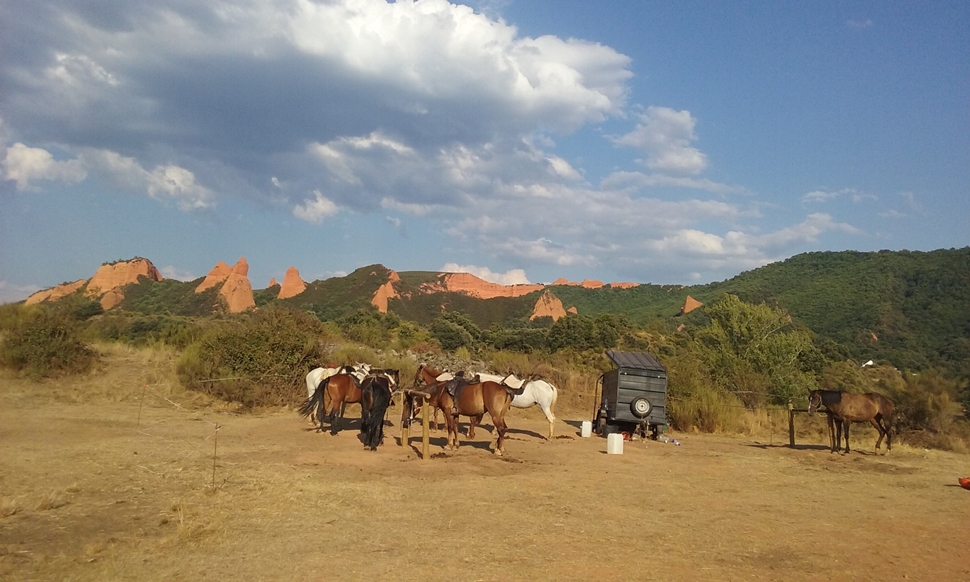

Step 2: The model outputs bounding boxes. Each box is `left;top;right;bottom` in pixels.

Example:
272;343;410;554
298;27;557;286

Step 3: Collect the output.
359;374;394;450
808;390;894;454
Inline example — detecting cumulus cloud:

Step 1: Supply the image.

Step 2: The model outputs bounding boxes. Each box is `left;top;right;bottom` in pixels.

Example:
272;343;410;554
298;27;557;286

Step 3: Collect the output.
293;190;339;223
0;1;869;285
2;143;86;189
613;106;708;174
440;263;531;285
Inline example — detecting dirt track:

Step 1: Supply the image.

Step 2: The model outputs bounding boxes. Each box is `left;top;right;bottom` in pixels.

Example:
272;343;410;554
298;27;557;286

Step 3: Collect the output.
2;364;970;581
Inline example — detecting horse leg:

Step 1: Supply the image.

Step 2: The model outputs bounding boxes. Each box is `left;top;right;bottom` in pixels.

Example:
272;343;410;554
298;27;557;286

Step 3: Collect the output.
541;403;556;440
842;420;851;454
468;414;483;439
826;414;835;452
871;417;886;452
493;415;507;456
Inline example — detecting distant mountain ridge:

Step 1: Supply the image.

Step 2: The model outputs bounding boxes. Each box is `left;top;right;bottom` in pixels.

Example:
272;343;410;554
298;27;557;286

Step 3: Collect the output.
22;248;970;377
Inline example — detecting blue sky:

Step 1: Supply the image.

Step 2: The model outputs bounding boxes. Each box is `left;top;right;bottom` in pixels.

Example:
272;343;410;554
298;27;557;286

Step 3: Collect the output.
1;0;967;303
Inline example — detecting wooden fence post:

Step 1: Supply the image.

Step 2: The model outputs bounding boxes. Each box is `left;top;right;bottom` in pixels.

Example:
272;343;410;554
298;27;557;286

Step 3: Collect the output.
788;401;795;448
421;397;430;460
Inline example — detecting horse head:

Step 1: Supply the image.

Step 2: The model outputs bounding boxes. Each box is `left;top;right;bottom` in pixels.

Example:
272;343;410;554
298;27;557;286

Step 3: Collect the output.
807;390;822;415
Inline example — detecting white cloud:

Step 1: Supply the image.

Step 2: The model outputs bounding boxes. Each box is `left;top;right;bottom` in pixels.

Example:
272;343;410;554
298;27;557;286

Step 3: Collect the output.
613;106;708;174
79;149;215;210
440;263;531;285
0;281;42;304
159;265;196;281
2;143;86;190
802;188;876;204
601;171;743;195
847;18;874;29
293;190;339;223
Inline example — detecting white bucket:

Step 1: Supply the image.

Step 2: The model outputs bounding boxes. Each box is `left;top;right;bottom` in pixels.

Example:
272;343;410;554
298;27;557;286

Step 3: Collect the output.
580;420;592;438
606;433;624;454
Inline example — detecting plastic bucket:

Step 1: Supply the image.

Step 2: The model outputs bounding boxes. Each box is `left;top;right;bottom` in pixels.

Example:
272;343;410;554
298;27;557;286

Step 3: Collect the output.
580;420;592;438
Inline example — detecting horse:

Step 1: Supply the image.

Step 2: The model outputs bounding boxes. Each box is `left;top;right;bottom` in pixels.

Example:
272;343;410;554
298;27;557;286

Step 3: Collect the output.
808;390;895;454
359;374;394;450
300;367;397;435
433;374;515;456
413;363;455;432
476;372;559;439
303;364;356;427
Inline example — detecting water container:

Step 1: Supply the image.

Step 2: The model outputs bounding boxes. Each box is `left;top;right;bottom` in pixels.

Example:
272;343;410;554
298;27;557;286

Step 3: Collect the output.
607;433;624;454
580;420;592;438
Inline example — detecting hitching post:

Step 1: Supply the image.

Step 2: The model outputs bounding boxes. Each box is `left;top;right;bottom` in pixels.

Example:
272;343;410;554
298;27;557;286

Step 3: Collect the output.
788;401;795;448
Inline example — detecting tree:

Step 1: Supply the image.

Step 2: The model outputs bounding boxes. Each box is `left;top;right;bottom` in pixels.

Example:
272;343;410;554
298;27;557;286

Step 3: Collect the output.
696;294;817;405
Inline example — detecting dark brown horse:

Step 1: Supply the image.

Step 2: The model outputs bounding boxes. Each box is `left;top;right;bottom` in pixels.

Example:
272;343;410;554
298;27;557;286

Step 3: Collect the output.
432;375;514;456
359;374;394;450
808;390;894;454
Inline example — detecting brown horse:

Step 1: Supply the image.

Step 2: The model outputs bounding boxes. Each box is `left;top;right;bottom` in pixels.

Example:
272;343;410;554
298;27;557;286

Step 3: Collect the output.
808;390;894;454
297;373;364;434
432;376;514;456
411;364;460;432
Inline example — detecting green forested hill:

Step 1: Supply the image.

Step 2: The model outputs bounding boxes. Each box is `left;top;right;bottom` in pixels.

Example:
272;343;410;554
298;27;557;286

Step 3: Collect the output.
100;248;970;376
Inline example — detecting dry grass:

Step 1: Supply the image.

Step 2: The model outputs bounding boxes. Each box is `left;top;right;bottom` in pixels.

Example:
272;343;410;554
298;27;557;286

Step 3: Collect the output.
2;346;969;581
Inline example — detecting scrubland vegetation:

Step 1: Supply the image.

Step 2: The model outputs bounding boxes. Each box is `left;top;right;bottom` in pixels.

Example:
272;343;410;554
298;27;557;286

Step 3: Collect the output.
2;285;967;452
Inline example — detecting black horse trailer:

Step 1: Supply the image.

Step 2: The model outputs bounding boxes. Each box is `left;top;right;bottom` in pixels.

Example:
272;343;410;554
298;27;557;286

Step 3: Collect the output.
594;350;668;438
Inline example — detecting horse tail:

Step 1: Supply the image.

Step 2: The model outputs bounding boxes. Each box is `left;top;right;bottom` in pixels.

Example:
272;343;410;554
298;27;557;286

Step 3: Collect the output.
298;381;325;418
361;380;391;450
550;382;559;409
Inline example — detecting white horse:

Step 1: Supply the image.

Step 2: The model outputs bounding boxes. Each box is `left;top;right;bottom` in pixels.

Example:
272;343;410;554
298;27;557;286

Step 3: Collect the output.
476;372;560;439
303;363;371;426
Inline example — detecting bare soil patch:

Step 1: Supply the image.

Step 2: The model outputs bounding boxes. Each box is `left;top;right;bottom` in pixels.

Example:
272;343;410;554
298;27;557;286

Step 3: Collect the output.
2;349;969;581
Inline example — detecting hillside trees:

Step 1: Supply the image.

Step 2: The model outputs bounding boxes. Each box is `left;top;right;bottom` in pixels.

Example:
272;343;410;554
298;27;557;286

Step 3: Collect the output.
695;294;820;406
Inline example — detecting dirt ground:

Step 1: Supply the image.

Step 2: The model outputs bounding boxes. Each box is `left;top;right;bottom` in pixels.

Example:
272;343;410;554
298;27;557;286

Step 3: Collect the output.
2;348;969;581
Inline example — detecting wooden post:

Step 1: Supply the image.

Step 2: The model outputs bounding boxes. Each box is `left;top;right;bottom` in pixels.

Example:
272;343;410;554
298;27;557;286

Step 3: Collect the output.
421;397;430;460
211;423;219;488
788;401;795;448
400;396;409;447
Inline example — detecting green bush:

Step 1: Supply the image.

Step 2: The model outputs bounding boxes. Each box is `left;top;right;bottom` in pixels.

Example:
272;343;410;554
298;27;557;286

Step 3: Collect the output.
176;308;327;407
0;308;97;378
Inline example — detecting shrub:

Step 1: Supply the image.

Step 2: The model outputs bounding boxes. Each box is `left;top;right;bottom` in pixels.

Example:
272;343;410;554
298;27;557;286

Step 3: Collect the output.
0;308;97;378
176;308;326;407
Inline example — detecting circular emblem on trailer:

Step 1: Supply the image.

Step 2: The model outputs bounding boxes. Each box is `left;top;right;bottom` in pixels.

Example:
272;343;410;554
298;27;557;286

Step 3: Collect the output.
631;397;652;418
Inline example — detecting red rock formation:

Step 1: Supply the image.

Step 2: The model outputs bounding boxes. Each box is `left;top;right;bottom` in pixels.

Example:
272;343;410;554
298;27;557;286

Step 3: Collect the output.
371;270;401;313
100;288;126;310
86;258;162;297
566;306;578;314
268;278;278;287
580;279;604;289
220;258;255;313
423;272;544;299
551;277;571;286
25;279;88;305
196;261;232;293
530;291;567;321
278;267;307;300
679;295;703;315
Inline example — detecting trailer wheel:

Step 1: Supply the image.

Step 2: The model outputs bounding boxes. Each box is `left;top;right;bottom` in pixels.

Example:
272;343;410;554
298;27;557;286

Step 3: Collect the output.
631;397;652;418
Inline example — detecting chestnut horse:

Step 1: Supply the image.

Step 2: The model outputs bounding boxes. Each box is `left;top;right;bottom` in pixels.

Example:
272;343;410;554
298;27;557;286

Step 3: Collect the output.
808;390;894;454
433;375;515;456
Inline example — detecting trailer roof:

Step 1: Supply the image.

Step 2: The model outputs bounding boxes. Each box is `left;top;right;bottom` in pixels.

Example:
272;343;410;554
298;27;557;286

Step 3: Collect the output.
605;350;666;372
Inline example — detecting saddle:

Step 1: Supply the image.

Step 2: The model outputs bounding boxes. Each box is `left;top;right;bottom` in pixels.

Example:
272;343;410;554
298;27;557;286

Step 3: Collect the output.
498;373;531;396
444;371;481;415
